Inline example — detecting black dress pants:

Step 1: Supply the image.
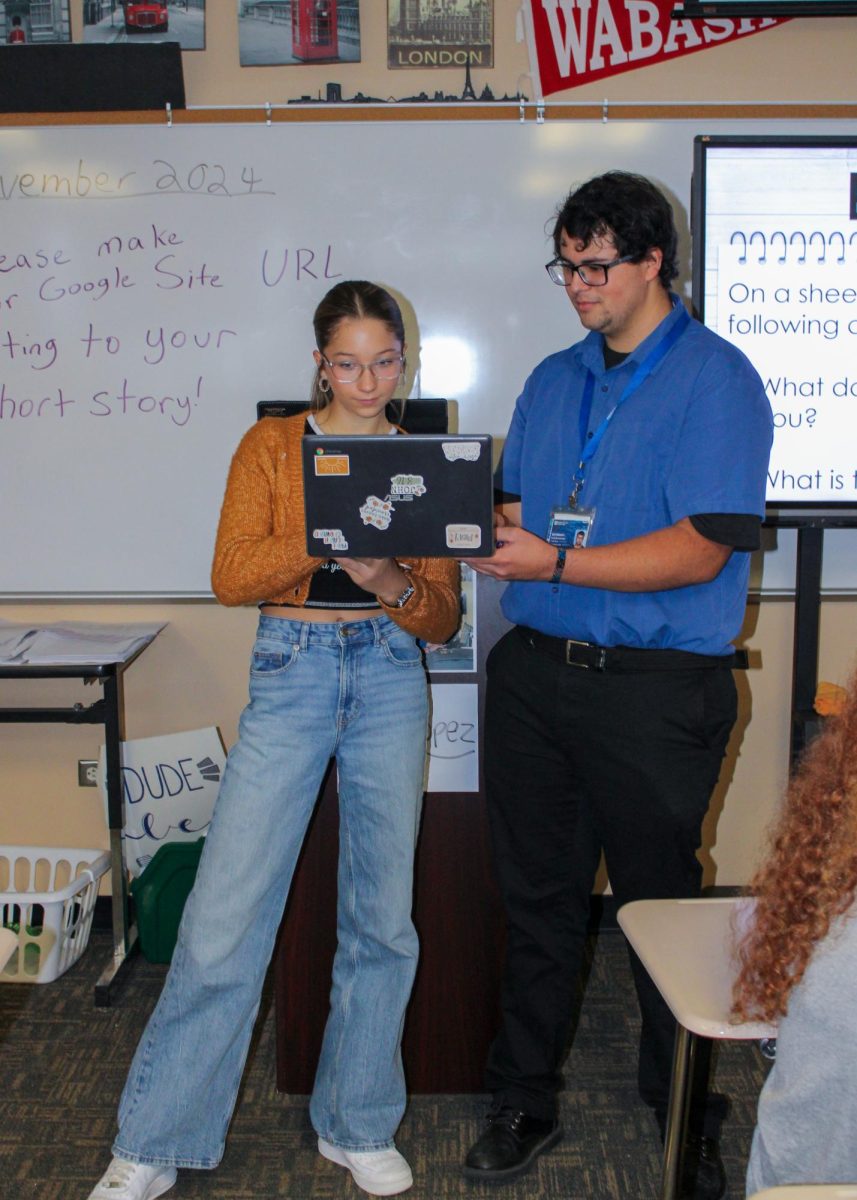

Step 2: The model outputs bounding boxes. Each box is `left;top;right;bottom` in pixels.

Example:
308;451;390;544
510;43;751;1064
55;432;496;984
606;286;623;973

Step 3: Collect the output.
483;626;737;1133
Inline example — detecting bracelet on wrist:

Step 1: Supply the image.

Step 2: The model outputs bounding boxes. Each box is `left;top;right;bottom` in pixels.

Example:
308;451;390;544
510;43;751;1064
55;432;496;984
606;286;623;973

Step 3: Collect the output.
550;546;567;585
392;582;416;608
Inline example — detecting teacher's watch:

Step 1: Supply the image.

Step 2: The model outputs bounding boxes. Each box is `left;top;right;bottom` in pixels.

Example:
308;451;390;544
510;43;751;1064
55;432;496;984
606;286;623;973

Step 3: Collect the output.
392;582;416;608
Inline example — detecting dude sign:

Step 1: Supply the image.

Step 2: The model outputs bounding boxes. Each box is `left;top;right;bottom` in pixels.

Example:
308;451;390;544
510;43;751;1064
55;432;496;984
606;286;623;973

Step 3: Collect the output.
99;728;225;876
524;0;788;94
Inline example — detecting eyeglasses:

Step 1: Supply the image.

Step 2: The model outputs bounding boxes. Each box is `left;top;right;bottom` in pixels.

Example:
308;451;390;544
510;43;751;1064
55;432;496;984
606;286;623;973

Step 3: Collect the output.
545;254;636;287
320;354;404;384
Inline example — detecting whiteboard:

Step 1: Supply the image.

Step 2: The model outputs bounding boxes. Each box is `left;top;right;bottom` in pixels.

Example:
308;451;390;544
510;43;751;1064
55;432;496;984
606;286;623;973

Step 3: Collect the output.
0;117;853;597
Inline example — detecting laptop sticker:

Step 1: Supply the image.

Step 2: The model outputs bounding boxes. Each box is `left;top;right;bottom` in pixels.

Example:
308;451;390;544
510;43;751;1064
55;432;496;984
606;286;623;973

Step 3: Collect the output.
442;441;481;462
446;524;482;550
390;474;427;499
313;527;349;551
359;496;395;530
359;475;428;531
314;453;350;476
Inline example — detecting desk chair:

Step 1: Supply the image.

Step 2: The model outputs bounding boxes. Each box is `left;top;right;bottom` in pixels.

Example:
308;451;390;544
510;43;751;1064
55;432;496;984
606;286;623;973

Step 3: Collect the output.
751;1190;857;1199
617;897;776;1200
0;926;17;971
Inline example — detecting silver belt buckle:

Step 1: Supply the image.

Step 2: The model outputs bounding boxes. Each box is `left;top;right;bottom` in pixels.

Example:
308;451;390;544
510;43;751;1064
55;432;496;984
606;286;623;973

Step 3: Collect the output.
565;639;608;670
565;639;591;668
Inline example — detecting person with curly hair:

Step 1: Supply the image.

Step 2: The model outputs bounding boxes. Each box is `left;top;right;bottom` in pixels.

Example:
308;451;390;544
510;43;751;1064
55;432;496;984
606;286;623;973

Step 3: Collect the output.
732;667;857;1194
462;170;773;1200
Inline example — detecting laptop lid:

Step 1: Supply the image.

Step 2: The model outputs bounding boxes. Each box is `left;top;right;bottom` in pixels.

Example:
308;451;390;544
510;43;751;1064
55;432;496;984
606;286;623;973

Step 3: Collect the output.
302;434;494;558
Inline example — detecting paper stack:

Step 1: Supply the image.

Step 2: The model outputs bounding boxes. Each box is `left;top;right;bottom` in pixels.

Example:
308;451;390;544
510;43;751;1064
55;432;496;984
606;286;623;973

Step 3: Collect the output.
0;620;165;665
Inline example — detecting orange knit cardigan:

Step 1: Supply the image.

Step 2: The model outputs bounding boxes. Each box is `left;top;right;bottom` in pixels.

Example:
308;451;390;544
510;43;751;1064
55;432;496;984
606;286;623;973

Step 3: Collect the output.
211;413;461;644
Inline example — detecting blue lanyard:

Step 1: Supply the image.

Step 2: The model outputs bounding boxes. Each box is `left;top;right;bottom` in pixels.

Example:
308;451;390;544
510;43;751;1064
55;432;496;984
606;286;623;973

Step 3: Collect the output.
569;305;690;508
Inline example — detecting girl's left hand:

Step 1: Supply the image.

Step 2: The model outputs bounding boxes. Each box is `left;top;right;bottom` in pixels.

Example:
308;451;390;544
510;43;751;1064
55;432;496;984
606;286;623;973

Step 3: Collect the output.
333;556;409;604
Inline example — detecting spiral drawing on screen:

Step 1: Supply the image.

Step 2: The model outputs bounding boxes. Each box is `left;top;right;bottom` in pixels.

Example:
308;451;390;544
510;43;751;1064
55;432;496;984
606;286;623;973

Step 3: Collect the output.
727;229;857;264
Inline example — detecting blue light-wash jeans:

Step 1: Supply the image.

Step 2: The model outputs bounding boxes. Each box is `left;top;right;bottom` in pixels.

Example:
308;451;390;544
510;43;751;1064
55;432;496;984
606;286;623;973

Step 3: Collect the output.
113;614;429;1168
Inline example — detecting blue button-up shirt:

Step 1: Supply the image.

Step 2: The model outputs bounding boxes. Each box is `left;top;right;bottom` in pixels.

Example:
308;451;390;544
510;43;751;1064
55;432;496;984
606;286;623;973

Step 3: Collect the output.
497;297;773;655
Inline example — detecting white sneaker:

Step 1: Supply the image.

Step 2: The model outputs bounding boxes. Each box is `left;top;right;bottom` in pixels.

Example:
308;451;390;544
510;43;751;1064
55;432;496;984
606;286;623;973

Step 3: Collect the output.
318;1136;413;1196
88;1156;177;1200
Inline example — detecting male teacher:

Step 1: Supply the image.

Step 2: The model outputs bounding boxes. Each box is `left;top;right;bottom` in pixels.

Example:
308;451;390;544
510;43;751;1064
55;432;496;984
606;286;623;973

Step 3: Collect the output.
464;171;772;1200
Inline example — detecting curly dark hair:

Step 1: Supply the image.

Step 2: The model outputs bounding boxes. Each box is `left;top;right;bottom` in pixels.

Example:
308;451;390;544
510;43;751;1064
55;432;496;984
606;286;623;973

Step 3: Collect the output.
731;667;857;1023
551;171;679;289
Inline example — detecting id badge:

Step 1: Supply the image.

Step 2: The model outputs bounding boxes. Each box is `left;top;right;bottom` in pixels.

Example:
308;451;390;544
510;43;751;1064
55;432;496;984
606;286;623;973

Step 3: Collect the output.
546;506;595;548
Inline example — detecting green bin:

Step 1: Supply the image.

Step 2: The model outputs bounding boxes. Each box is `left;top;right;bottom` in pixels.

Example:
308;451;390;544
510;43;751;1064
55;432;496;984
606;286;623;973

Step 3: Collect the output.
130;838;205;963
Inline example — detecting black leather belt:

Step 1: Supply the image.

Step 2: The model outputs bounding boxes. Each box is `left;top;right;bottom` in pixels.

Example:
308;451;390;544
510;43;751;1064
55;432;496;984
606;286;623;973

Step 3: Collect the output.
517;626;744;672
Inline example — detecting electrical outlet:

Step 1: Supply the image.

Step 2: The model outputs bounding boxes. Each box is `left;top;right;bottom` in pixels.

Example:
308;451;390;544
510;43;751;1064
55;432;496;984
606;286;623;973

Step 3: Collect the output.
78;760;98;787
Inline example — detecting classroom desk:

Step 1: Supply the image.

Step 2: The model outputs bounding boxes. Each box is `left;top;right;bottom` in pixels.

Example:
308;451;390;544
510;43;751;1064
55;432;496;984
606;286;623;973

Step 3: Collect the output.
0;643;155;1006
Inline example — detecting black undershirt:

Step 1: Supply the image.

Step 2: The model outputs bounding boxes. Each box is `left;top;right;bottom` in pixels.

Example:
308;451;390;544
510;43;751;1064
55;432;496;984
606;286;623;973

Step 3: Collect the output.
493;343;762;552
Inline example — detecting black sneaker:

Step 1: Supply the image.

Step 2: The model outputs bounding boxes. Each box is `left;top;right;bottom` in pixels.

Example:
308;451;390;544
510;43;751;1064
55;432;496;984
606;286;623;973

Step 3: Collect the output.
463;1106;563;1181
680;1133;727;1200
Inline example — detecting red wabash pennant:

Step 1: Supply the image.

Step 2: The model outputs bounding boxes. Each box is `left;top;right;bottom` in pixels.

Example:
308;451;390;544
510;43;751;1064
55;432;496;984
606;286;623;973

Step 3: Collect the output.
524;0;789;95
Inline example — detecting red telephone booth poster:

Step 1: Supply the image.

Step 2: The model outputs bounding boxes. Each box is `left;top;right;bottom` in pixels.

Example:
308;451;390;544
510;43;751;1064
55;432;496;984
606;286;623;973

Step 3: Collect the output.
292;0;337;60
238;0;361;67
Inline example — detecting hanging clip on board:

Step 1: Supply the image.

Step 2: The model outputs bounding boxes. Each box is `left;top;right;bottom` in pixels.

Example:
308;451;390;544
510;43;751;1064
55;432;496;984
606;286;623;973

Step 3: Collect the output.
536;102;544;124
602;98;609;124
265;102;272;127
166;102;172;128
519;98;526;123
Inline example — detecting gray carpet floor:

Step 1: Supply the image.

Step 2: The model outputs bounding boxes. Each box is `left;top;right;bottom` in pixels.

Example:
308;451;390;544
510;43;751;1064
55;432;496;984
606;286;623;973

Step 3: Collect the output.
0;928;769;1200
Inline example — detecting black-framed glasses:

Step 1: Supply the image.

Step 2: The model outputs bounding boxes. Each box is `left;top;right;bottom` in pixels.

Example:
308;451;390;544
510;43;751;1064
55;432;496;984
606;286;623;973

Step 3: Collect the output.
320;354;405;383
545;254;636;287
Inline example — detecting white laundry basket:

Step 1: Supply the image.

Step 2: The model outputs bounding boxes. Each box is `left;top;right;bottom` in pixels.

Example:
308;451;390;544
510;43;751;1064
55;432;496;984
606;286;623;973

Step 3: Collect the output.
0;845;110;983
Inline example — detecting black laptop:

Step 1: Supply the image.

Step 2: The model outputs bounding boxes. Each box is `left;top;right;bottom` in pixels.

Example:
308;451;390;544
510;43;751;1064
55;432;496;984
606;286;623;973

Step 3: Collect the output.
302;433;494;558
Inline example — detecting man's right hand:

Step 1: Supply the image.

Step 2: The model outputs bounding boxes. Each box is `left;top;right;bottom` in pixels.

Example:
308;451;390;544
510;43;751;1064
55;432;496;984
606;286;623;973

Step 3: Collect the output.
463;524;556;582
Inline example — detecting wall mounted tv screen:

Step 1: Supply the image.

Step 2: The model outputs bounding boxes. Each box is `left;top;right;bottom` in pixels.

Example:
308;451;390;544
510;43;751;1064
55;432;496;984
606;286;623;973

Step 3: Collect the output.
677;1;857;16
692;135;857;510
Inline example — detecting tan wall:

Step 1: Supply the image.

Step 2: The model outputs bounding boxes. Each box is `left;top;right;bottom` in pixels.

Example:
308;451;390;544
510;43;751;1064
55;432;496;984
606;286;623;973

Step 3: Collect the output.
3;3;856;886
67;2;857;109
2;596;856;888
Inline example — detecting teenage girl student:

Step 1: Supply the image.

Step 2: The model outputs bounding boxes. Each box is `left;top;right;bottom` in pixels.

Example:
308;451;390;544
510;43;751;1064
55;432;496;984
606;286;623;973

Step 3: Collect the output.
88;281;460;1200
732;667;857;1194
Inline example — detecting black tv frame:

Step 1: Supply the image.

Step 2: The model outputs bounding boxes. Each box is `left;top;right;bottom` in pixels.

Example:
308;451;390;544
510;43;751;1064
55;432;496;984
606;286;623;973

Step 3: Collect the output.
694;136;857;767
691;133;857;518
674;0;857;15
